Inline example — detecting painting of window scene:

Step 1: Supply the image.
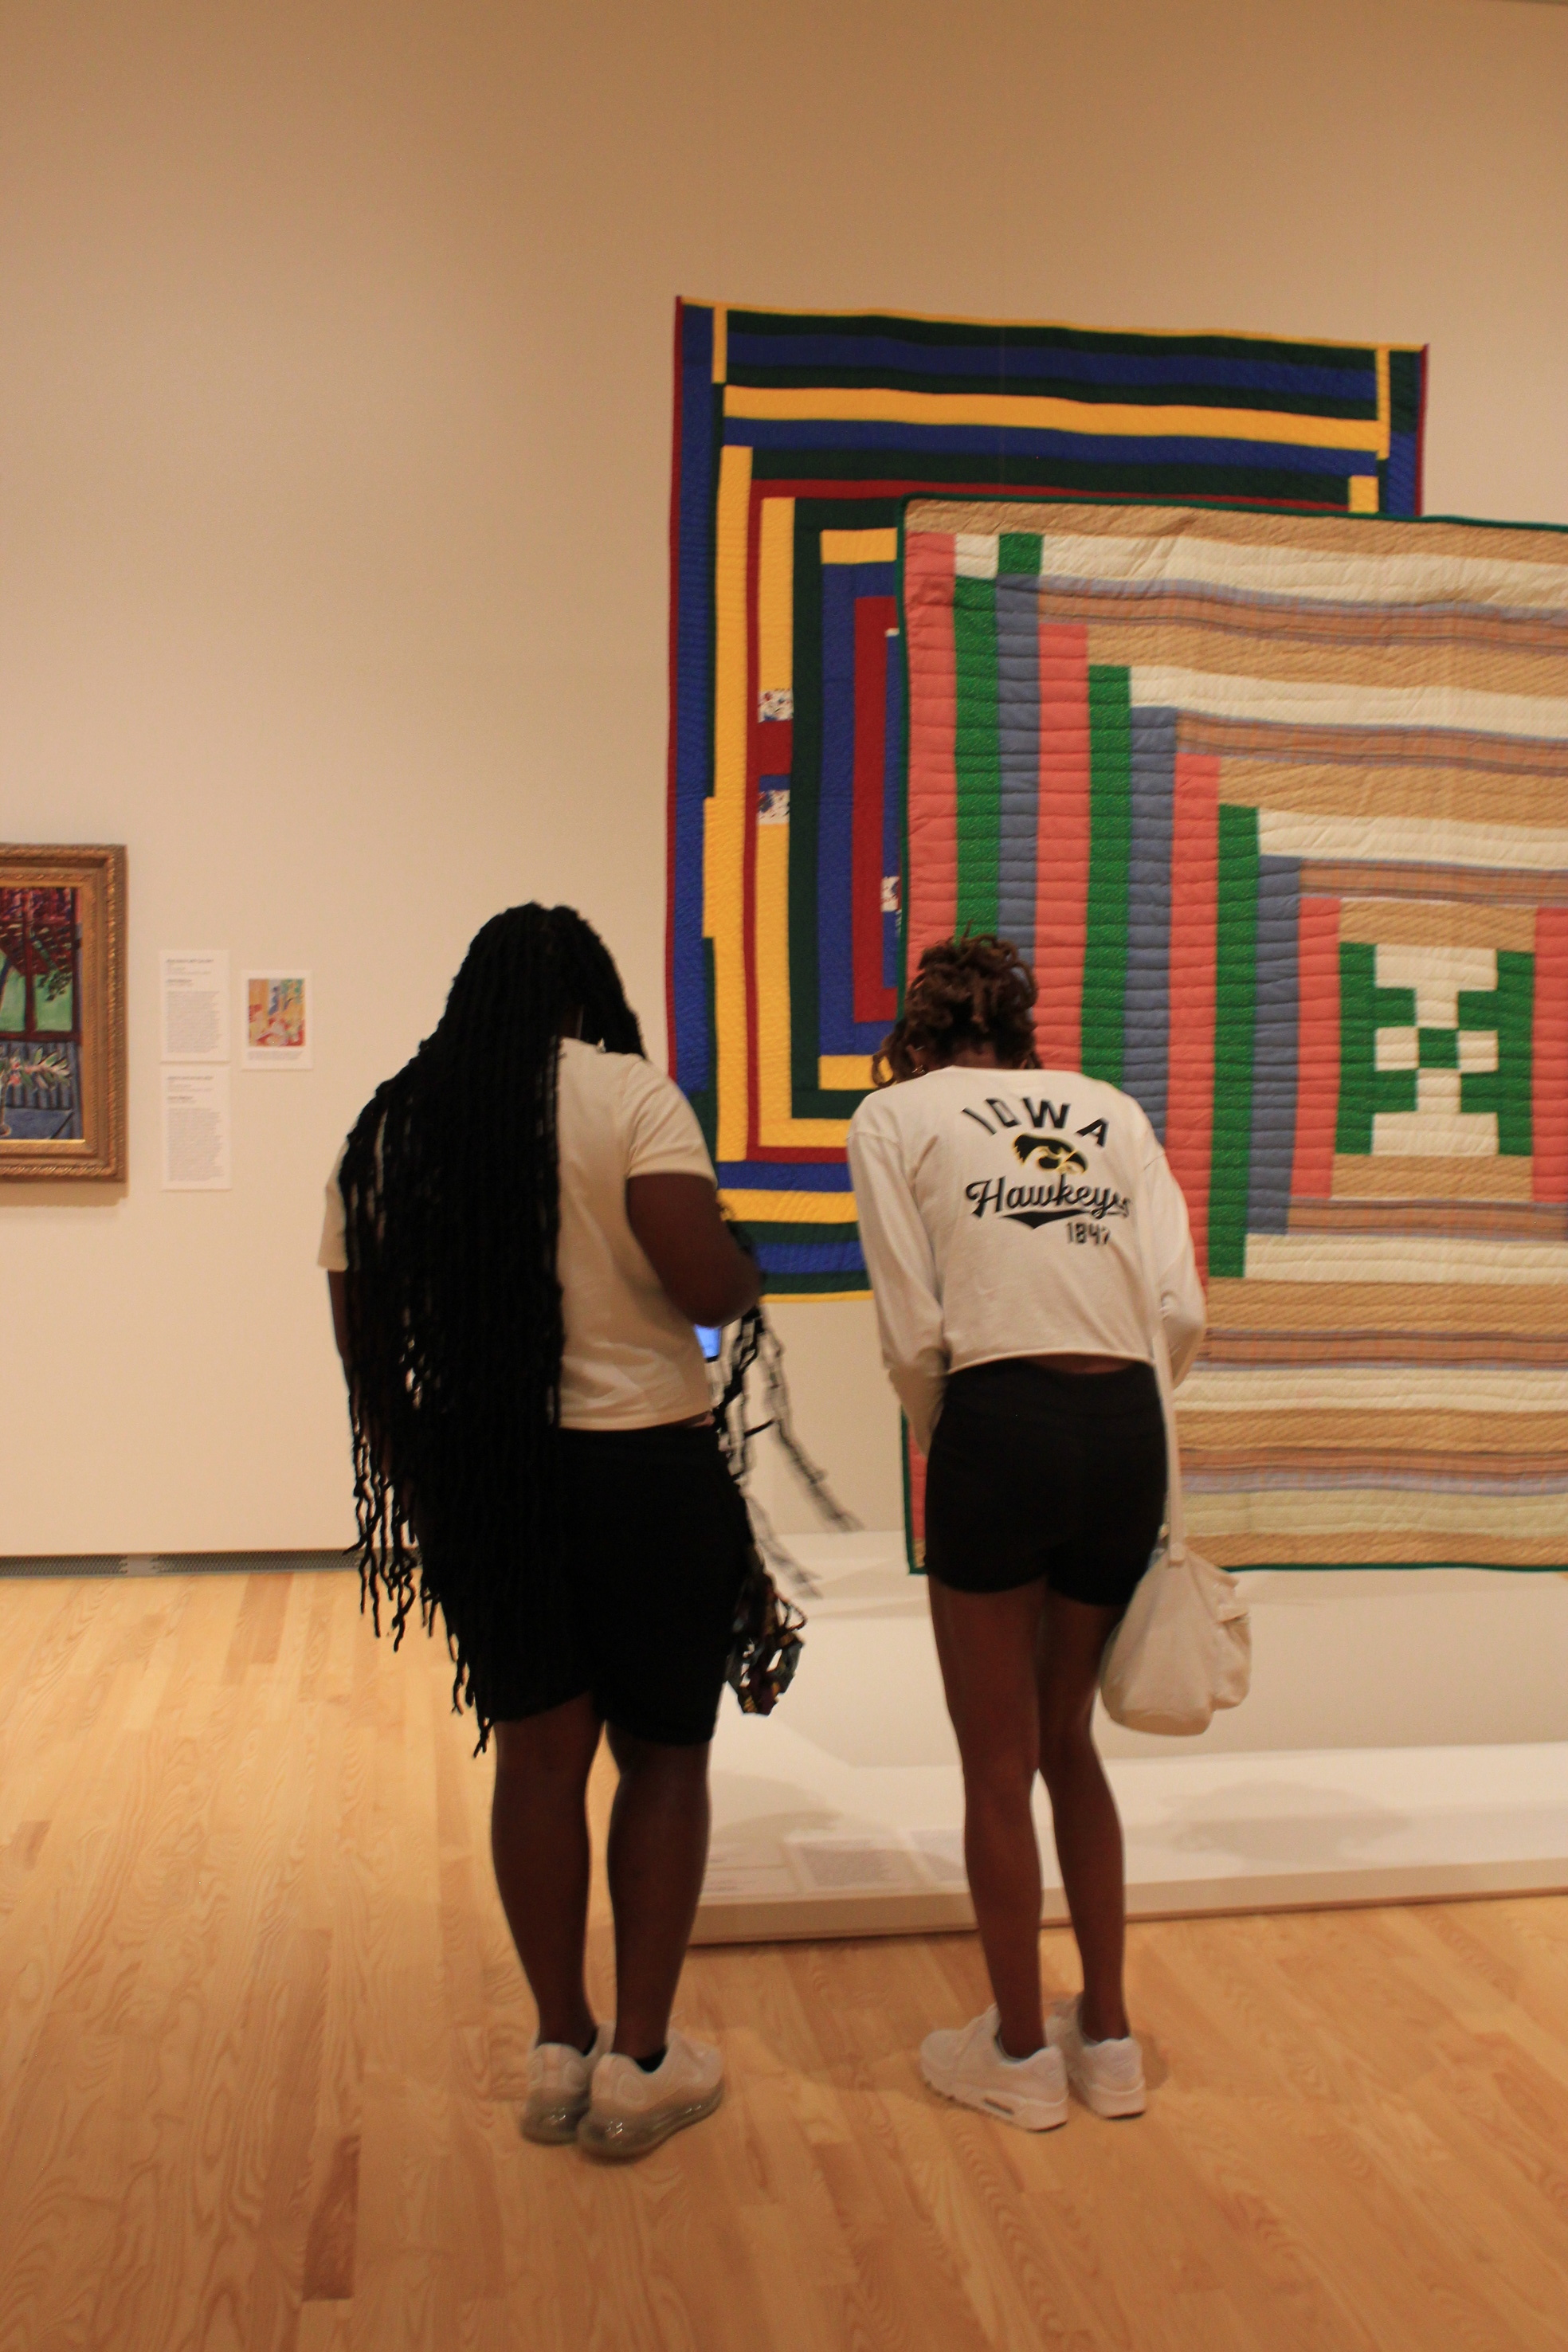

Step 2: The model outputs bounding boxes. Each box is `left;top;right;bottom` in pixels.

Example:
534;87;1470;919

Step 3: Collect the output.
0;884;83;1143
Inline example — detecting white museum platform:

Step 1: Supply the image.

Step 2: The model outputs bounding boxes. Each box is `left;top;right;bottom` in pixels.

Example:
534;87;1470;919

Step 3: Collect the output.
693;1536;1568;1944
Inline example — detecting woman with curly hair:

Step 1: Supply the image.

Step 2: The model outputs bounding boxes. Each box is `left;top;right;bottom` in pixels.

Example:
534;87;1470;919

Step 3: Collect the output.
318;903;759;2158
848;934;1203;2131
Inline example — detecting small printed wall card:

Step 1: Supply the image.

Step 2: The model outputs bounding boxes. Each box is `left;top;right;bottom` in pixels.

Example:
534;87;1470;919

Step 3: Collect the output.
243;972;311;1069
0;844;127;1182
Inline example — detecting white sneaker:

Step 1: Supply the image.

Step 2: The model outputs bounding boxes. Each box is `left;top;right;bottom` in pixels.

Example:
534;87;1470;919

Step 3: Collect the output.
521;2024;612;2144
1046;1996;1147;2117
577;2029;724;2160
919;2007;1068;2132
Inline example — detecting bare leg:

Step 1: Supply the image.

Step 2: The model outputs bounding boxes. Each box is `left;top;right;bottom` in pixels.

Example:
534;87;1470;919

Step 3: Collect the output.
604;1726;711;2060
490;1695;602;2049
927;1577;1049;2059
1035;1591;1129;2043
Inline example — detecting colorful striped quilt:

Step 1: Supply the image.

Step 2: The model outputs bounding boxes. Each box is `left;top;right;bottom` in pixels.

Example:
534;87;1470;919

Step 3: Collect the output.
666;302;1427;1297
901;499;1568;1570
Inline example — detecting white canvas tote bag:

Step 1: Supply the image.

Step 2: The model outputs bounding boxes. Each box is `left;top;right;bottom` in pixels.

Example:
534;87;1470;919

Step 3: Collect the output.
1098;1203;1251;1738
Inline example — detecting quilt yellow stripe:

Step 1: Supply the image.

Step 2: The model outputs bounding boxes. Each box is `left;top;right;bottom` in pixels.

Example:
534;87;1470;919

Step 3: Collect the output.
818;1055;875;1090
719;1191;860;1224
726;382;1385;453
758;497;794;695
821;528;899;565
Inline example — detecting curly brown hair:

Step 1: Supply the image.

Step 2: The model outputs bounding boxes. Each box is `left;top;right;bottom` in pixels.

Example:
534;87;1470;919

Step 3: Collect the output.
872;932;1040;1084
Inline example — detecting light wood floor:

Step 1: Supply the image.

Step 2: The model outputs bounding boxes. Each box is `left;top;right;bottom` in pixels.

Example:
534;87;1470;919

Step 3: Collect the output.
2;1572;1566;2352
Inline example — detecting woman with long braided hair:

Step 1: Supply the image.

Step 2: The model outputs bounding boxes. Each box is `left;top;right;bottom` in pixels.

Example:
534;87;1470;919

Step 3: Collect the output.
319;903;758;2158
849;934;1204;2133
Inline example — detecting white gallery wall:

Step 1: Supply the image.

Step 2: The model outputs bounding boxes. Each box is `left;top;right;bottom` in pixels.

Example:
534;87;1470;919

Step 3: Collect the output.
2;0;1566;1554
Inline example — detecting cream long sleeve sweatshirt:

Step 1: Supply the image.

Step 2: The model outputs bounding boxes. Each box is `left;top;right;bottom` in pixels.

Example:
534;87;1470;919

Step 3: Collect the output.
847;1064;1205;1453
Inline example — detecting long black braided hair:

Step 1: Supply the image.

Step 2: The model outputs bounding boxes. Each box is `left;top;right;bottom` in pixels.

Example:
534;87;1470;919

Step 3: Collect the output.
338;902;642;1745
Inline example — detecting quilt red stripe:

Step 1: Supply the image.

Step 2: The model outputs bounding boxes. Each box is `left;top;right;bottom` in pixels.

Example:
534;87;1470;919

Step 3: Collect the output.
1033;623;1090;1070
1166;753;1220;1283
1533;906;1568;1204
903;531;958;966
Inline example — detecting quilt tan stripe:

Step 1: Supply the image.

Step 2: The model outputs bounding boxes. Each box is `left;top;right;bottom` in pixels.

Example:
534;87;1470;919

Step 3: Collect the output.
1204;1280;1568;1334
1291;1201;1565;1241
1194;1335;1561;1373
1217;763;1568;832
1062;585;1568;659
1075;610;1568;700
1334;900;1538;951
1176;1409;1568;1454
1198;1331;1568;1366
1183;1448;1568;1480
1197;1531;1568;1567
1295;860;1568;907
1177;716;1568;778
1327;1156;1536;1203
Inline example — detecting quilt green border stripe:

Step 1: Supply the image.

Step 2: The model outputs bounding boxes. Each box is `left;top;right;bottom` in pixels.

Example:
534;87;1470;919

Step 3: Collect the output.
1209;802;1260;1279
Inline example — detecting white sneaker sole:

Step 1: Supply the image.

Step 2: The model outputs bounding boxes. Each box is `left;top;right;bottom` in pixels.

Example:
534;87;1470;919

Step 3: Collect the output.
577;2080;724;2161
919;2049;1068;2133
521;2093;591;2146
1066;2068;1147;2119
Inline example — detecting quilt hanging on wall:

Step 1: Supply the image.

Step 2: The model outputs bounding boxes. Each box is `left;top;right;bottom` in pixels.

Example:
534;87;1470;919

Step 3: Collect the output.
899;498;1568;1570
666;300;1427;1296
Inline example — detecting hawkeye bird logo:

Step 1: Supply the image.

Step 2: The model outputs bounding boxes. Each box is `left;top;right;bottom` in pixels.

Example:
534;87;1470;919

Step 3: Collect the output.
963;1121;1130;1232
1013;1135;1088;1176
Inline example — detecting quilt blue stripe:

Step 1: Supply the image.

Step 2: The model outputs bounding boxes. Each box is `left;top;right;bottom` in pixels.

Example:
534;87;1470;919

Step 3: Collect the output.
672;303;716;1093
1249;854;1301;1237
882;622;904;994
759;1240;868;1275
727;332;1378;406
1122;707;1176;1141
717;1162;854;1190
727;418;1373;475
994;570;1041;952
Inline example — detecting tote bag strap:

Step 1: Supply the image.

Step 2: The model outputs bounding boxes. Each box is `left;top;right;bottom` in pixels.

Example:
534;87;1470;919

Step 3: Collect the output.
1131;1173;1189;1564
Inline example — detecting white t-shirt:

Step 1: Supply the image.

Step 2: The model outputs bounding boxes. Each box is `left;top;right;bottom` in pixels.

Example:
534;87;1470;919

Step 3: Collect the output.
317;1038;716;1430
846;1064;1205;1454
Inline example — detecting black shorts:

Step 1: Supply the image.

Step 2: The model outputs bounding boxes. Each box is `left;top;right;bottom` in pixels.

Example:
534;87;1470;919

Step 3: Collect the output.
438;1421;750;1746
924;1358;1166;1610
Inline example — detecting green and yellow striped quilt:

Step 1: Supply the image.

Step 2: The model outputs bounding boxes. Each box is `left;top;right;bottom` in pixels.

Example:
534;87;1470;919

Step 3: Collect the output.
901;498;1568;1569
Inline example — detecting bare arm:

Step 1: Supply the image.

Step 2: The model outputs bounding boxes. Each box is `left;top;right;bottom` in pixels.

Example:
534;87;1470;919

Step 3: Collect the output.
625;1174;762;1327
1143;1143;1205;1385
846;1117;947;1453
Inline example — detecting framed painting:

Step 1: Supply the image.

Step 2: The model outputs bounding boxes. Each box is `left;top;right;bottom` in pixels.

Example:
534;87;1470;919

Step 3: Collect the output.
0;844;127;1181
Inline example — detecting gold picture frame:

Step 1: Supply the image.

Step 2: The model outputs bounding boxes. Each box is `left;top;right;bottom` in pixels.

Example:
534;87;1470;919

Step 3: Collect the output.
0;844;127;1182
